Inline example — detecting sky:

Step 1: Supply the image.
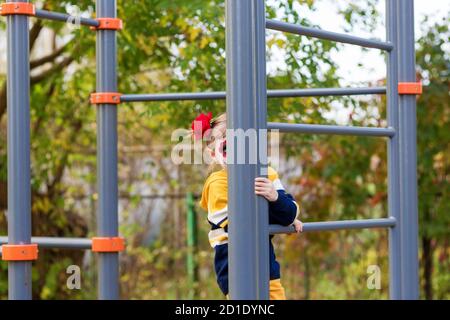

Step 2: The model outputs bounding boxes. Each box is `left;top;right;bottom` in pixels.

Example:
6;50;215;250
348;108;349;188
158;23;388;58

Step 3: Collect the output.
297;0;450;85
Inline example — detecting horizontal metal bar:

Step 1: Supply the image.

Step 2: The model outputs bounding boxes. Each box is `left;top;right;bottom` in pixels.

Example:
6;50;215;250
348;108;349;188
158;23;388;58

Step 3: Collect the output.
270;217;397;234
268;123;396;137
0;237;92;250
35;9;100;28
0;218;396;252
268;87;386;98
121;87;386;103
121;92;225;102
266;19;393;51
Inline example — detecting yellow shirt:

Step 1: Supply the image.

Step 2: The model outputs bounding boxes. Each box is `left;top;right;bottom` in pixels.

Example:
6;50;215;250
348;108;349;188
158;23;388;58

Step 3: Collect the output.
200;167;286;248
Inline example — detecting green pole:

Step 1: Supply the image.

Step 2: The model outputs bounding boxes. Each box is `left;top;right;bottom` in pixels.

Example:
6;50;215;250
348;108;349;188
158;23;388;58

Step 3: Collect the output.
186;193;198;299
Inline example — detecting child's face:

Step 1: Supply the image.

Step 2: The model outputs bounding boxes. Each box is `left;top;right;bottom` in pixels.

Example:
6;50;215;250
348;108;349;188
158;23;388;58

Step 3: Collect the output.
212;138;227;166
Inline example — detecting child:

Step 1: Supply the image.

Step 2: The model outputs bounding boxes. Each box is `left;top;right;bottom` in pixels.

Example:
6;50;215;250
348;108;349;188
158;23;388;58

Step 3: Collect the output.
192;112;303;300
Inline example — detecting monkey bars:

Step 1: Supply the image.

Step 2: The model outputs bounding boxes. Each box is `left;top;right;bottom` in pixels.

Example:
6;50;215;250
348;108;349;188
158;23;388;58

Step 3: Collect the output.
223;0;420;300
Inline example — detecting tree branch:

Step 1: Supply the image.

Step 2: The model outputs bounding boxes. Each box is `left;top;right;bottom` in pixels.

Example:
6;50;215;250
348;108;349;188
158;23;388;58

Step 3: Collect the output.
29;20;43;51
30;44;69;70
0;180;6;211
29;2;52;51
0;54;75;124
30;55;75;85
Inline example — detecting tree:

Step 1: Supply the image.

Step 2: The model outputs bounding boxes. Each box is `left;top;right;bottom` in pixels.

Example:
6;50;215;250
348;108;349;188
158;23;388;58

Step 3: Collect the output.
416;14;450;300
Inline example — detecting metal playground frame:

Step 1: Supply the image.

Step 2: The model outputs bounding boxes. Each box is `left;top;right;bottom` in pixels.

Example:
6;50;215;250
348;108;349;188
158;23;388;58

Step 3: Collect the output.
0;0;421;300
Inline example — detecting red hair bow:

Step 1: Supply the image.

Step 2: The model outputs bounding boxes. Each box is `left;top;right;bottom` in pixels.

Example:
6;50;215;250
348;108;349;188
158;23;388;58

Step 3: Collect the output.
191;112;213;140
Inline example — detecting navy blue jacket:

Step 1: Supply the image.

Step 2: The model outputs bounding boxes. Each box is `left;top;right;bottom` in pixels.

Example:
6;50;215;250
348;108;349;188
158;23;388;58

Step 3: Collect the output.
213;190;298;295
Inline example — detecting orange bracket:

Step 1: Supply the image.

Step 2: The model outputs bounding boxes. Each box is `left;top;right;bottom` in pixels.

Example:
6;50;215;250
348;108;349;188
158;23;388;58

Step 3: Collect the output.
1;244;38;261
90;18;123;30
0;2;35;16
398;82;422;95
92;237;125;253
90;92;122;105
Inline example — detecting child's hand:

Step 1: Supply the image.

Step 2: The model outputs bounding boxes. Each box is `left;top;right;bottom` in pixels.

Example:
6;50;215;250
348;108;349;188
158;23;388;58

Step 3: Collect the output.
254;177;278;202
293;219;303;233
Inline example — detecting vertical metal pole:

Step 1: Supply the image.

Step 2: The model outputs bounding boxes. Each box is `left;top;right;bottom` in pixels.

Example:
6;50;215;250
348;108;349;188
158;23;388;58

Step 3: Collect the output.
96;0;119;300
397;0;419;300
186;193;198;299
254;0;270;301
6;0;32;300
386;0;402;300
226;0;269;300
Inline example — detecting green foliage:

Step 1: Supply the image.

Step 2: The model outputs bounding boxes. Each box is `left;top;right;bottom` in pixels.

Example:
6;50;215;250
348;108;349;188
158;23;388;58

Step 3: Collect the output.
416;14;450;241
415;13;450;300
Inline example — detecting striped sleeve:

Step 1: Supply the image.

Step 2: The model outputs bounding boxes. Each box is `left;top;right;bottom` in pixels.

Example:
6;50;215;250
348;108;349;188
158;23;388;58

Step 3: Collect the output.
200;176;229;228
267;167;300;226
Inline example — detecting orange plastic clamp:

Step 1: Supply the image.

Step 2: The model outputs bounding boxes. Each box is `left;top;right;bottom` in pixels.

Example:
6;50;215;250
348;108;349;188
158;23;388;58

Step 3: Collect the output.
90;92;122;105
398;82;423;95
1;244;38;261
91;237;125;253
90;18;123;30
0;2;36;16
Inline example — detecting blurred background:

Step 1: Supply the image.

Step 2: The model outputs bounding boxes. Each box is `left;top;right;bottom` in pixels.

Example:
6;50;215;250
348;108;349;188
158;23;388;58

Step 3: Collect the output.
0;0;448;300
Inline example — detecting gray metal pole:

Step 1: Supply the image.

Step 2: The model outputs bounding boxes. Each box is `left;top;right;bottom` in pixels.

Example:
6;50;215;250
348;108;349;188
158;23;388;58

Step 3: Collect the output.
96;0;120;300
266;19;393;51
35;9;100;27
268;123;395;137
268;87;387;99
269;218;396;234
6;0;32;300
386;0;402;300
226;0;270;300
397;0;419;300
254;0;270;301
0;237;92;250
120;87;386;102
